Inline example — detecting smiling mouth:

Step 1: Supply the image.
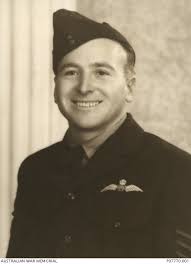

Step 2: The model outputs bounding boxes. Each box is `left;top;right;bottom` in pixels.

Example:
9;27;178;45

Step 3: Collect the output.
72;100;102;108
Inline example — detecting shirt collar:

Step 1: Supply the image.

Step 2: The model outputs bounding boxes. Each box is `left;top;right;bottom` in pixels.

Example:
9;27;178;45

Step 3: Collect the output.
63;114;127;158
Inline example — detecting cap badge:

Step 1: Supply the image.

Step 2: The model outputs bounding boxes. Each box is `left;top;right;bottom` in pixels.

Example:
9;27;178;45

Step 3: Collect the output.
100;179;143;193
66;33;75;45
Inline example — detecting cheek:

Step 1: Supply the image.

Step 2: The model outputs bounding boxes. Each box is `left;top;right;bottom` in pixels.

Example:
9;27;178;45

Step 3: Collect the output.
55;81;72;98
106;80;127;98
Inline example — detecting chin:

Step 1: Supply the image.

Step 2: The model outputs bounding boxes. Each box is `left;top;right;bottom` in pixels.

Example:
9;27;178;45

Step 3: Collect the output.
70;118;105;132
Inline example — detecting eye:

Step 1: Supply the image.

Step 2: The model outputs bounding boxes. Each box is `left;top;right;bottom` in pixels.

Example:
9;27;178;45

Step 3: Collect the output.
95;69;110;77
57;67;80;78
63;70;79;76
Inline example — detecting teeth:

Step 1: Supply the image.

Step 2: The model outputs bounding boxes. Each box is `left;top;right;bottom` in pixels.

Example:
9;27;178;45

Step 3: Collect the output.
74;101;100;108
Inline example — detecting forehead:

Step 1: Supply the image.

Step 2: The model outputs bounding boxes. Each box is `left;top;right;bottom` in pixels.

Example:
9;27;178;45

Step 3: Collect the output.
59;38;128;67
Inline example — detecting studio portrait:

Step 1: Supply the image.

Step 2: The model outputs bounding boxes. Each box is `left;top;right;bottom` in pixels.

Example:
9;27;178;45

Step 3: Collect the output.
0;0;191;258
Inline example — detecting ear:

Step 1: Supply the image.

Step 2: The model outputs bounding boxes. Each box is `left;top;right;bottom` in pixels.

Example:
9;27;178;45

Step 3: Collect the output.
125;76;135;102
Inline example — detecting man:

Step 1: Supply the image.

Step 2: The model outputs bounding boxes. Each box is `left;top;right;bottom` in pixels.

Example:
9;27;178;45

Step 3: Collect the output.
7;9;191;258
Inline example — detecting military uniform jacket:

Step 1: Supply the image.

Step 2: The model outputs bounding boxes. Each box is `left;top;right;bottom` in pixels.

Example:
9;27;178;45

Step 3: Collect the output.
7;114;191;258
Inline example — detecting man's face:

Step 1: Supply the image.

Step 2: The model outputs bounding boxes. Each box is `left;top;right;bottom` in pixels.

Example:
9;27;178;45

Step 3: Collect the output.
54;38;134;132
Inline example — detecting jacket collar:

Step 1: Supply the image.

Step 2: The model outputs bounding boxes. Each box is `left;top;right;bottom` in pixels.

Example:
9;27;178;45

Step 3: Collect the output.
91;113;145;157
58;113;145;167
79;114;146;180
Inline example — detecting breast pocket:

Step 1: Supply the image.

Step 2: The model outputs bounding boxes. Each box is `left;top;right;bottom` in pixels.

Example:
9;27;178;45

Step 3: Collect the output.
97;191;152;230
95;192;153;257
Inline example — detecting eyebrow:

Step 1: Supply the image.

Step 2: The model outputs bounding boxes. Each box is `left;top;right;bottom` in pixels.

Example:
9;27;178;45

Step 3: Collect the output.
58;62;115;72
58;63;79;72
90;62;115;71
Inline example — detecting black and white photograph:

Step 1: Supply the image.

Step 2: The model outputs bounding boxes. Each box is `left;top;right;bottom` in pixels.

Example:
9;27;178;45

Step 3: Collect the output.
0;0;191;259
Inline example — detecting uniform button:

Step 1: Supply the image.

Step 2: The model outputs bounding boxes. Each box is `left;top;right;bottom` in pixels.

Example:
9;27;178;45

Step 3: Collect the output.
64;234;72;244
114;221;121;228
66;34;73;40
67;192;75;200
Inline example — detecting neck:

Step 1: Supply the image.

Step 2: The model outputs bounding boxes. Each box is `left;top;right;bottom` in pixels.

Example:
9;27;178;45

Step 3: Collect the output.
67;113;127;146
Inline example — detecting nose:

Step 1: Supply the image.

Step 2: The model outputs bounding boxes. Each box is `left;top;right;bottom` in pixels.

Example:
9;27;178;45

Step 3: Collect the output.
77;72;94;94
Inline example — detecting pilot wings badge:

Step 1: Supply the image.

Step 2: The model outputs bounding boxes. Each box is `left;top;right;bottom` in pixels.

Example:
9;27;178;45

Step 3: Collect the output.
100;179;143;193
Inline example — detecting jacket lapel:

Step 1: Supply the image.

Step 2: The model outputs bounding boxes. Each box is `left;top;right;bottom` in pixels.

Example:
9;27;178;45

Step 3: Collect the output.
80;114;146;186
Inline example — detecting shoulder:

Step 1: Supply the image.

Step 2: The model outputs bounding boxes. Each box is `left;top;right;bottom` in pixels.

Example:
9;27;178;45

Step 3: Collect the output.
143;132;191;166
18;141;65;173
